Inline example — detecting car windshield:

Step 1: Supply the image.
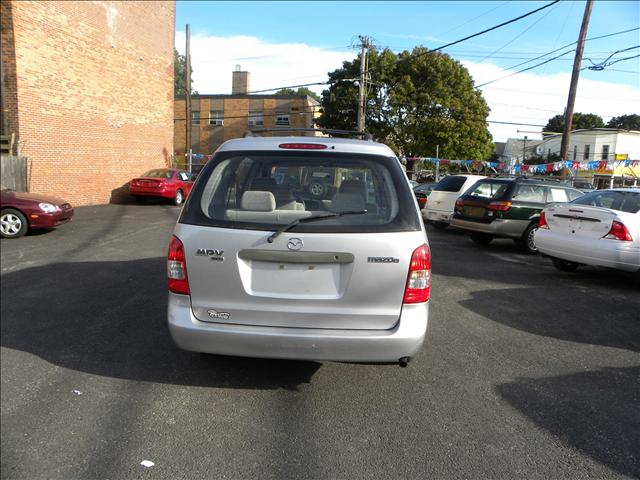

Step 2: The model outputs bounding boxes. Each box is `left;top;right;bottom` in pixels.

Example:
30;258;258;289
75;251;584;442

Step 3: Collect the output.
466;181;509;199
142;169;173;179
571;190;640;213
180;150;421;233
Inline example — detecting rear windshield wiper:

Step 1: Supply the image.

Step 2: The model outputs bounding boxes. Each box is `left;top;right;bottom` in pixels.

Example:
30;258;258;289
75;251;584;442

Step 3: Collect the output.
267;210;367;243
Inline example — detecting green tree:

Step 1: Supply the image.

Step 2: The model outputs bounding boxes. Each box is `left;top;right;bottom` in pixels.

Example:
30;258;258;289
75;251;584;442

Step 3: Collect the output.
606;114;640;130
543;112;604;136
317;47;494;160
174;48;196;96
275;87;320;102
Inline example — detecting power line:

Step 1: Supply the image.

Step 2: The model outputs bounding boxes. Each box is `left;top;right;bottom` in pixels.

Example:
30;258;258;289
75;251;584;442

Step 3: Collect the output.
435;0;511;38
477;49;576;87
475;27;640;87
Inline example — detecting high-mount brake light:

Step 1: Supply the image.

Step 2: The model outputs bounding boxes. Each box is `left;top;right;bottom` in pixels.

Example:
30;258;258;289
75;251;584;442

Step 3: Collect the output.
403;244;431;304
168;235;190;294
538;212;549;229
278;143;328;150
603;221;633;241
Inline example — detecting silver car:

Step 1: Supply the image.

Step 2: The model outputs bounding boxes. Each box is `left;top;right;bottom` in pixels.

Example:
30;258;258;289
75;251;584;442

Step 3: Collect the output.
167;136;431;365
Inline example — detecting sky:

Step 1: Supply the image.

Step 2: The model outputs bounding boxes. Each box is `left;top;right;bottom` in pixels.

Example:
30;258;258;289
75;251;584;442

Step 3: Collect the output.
175;1;640;143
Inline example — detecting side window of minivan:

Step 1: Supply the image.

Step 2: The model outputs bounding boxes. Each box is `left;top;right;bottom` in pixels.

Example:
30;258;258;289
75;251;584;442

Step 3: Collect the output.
434;176;467;192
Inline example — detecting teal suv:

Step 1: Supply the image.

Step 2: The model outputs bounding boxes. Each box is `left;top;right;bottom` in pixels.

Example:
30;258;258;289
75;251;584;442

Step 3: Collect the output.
451;177;584;253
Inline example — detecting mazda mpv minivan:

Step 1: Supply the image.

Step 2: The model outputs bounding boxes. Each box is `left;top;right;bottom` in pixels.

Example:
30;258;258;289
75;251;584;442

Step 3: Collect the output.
167;136;431;365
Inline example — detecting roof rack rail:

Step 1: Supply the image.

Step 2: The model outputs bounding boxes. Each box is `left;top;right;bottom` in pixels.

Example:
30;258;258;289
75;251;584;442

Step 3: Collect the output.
244;127;374;141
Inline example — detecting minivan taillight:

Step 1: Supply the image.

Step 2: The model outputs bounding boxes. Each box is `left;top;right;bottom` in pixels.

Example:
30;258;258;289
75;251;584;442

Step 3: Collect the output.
403;244;431;304
603;221;632;241
168;235;190;294
538;212;549;229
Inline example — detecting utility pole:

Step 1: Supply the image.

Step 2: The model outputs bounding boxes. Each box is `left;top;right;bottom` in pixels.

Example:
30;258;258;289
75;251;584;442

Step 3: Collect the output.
185;24;192;169
523;135;527;166
435;145;440;182
560;0;593;170
357;36;370;133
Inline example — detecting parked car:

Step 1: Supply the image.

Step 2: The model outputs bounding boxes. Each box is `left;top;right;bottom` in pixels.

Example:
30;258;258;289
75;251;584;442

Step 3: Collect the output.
572;180;596;193
451;177;584;253
423;175;486;229
413;182;436;209
129;168;194;205
167;136;431;365
0;187;74;239
535;188;640;272
409;180;419;189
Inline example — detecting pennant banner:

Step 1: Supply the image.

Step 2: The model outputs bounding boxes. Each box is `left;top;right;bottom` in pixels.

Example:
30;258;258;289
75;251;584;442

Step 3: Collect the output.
405;157;640;172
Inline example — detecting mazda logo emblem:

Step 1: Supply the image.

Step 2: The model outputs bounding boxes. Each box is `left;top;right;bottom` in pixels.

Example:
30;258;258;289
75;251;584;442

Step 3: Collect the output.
287;238;303;251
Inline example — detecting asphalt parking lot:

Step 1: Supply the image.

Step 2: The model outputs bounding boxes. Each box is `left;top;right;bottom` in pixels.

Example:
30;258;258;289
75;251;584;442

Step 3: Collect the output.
1;204;639;479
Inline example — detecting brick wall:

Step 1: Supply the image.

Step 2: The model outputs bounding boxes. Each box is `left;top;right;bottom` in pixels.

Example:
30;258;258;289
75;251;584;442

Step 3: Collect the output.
2;0;175;205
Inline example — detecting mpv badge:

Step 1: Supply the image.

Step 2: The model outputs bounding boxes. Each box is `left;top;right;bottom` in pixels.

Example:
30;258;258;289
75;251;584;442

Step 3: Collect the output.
287;238;304;251
208;309;230;320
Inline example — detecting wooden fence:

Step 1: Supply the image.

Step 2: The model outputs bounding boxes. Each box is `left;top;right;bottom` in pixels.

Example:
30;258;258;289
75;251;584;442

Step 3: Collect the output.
1;155;28;191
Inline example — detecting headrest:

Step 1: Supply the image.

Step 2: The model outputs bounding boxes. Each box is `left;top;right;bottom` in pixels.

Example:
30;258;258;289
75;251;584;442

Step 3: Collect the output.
241;191;276;211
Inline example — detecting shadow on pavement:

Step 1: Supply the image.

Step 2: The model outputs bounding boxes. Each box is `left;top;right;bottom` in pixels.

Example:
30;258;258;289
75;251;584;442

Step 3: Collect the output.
0;258;320;390
459;287;640;352
497;366;640;478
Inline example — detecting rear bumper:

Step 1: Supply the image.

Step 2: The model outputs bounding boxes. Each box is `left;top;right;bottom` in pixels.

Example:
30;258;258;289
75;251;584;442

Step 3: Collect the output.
168;293;428;362
535;229;640;272
129;186;173;198
450;217;528;239
423;209;452;223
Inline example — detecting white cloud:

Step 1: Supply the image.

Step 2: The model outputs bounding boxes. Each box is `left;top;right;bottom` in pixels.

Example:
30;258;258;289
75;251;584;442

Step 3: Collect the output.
175;32;353;96
465;60;640;142
176;33;640;143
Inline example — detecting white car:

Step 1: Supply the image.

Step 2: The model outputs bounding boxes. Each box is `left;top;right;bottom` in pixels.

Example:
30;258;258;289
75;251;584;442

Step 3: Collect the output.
534;188;640;272
423;174;486;229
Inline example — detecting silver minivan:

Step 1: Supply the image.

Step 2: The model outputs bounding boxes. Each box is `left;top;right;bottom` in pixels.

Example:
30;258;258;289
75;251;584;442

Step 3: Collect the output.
167;136;431;365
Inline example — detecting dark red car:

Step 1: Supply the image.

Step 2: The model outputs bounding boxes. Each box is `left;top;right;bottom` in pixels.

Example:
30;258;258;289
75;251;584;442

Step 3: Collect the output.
129;168;195;206
0;187;74;239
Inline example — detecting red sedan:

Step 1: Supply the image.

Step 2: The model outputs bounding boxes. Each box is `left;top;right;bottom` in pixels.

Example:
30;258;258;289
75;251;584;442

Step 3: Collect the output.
129;168;195;206
1;187;74;239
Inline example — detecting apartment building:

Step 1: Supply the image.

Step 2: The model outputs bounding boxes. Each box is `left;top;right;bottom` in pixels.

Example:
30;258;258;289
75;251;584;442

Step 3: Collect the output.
174;69;321;156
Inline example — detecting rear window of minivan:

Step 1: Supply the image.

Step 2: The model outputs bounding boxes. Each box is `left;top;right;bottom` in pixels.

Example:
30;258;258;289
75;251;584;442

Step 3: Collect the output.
180;150;422;233
433;176;467;192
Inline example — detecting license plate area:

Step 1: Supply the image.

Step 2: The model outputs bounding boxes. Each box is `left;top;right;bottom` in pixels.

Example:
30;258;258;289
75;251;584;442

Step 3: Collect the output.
462;206;485;218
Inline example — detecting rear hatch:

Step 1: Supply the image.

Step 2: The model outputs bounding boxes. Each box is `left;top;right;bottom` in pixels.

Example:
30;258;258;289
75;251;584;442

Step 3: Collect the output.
454;179;512;222
426;176;470;215
176;148;425;330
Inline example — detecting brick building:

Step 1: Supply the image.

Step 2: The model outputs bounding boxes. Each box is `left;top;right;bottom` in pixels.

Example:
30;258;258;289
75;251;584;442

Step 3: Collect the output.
0;0;175;205
174;69;321;158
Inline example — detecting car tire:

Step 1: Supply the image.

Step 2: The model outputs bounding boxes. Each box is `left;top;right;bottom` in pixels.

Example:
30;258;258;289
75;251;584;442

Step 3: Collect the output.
521;223;539;254
432;221;448;230
0;208;29;239
551;257;579;272
173;189;184;206
308;182;325;198
470;233;493;245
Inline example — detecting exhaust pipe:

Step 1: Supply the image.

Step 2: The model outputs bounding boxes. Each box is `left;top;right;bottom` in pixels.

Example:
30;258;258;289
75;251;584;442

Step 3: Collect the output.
398;357;411;368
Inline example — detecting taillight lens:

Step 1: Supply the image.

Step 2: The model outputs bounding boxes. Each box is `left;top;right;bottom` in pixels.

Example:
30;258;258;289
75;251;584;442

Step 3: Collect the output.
418;197;427;208
168;235;190;294
487;201;512;212
538;212;549;229
278;143;327;149
455;199;464;209
603;221;632;241
403;244;431;304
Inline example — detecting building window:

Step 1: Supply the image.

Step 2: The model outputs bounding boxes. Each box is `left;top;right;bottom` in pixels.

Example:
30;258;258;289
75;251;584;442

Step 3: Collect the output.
584;144;590;160
573;145;577;160
209;110;224;126
248;111;264;126
602;145;610;160
275;112;290;126
191;110;200;126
